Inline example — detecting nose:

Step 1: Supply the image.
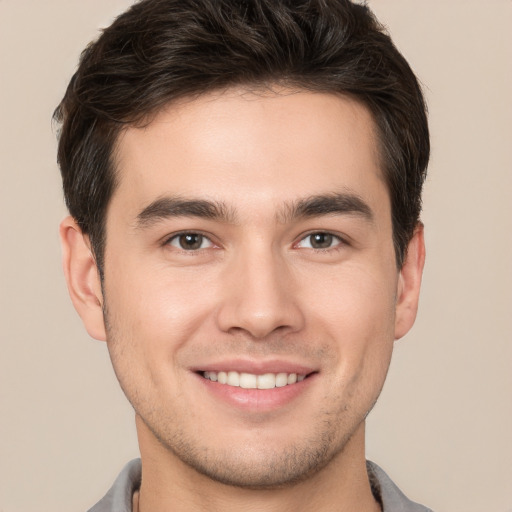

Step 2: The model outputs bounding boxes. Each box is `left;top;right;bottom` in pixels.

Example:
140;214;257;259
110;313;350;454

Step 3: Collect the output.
215;246;305;339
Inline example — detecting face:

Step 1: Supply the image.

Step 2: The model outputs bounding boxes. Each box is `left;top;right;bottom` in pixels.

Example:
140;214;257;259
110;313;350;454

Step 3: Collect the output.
65;88;423;488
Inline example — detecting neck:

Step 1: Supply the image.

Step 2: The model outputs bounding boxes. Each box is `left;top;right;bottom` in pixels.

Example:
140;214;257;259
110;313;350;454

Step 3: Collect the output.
135;418;380;512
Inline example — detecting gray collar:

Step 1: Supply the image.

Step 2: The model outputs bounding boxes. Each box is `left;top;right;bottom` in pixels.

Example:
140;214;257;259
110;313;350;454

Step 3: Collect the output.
89;458;433;512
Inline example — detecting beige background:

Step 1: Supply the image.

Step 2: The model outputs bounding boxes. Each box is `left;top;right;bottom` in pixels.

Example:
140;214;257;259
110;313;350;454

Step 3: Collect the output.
1;1;511;511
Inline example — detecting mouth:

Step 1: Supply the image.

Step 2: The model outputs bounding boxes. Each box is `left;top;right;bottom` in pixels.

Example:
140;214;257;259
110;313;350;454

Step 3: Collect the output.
201;371;309;389
195;364;318;411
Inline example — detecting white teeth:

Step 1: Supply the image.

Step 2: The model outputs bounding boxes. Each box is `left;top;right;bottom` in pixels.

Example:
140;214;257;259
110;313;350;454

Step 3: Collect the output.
258;373;276;389
227;371;240;386
203;371;306;389
239;372;257;389
275;373;288;388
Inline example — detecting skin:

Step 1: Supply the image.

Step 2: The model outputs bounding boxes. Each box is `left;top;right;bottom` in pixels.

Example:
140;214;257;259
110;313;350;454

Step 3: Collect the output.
61;87;425;512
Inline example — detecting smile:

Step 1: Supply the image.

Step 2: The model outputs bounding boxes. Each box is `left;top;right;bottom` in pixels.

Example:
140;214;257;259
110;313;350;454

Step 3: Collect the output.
203;371;306;389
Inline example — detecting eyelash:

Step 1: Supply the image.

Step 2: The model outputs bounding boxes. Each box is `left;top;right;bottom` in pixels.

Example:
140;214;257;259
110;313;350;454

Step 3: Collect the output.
164;231;346;253
164;231;216;252
295;232;346;251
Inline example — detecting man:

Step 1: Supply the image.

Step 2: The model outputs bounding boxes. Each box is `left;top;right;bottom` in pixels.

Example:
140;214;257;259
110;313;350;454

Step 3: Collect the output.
55;0;430;510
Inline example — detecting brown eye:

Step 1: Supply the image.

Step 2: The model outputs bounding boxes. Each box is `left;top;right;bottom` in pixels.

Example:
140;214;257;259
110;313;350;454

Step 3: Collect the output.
296;232;343;250
309;233;333;249
180;234;202;250
168;233;212;250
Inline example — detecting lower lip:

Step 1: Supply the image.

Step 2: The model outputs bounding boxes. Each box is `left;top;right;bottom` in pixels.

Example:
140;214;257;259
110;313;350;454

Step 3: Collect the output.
195;373;316;412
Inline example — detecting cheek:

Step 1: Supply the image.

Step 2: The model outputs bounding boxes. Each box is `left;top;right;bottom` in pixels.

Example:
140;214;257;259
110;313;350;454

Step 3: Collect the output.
304;260;397;337
102;275;212;416
107;260;216;334
102;262;219;393
303;262;397;388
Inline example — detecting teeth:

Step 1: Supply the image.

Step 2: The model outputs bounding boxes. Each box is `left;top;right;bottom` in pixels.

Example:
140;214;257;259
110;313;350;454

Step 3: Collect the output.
258;373;276;389
275;373;288;387
203;371;307;389
227;371;240;386
239;373;257;389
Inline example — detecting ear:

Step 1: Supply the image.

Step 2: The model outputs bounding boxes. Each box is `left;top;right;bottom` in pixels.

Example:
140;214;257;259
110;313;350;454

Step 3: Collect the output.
394;223;426;340
60;216;106;341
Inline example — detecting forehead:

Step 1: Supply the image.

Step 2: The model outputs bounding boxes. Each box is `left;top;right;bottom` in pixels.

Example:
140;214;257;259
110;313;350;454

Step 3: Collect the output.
111;87;387;221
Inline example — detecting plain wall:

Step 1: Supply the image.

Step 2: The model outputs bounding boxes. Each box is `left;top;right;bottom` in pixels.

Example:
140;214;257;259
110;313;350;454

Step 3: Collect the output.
0;1;510;511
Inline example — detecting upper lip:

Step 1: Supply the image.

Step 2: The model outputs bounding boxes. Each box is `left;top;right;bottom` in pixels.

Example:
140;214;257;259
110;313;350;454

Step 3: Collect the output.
190;358;317;376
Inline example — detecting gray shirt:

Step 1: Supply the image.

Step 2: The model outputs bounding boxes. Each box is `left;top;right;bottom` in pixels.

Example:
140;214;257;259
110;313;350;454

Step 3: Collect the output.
88;458;433;512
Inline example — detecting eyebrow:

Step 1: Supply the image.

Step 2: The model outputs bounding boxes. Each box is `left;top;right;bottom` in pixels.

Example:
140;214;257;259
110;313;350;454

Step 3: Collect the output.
135;196;236;229
134;191;374;230
278;192;374;224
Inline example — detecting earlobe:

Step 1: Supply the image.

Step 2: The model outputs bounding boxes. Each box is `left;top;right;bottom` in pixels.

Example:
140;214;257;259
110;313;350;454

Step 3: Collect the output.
394;223;426;340
60;216;107;341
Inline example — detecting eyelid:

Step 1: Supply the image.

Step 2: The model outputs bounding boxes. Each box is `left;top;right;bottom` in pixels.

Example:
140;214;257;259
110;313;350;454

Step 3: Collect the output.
161;229;348;251
163;230;218;250
294;230;348;250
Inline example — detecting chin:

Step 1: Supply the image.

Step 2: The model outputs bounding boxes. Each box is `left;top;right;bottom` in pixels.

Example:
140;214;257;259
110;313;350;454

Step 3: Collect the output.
147;414;358;490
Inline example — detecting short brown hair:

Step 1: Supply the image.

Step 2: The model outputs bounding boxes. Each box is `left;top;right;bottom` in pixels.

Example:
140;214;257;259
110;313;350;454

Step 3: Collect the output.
54;0;429;273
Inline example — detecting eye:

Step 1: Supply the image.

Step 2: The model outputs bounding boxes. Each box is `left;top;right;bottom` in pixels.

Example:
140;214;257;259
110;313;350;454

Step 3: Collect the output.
167;233;214;251
296;232;343;250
